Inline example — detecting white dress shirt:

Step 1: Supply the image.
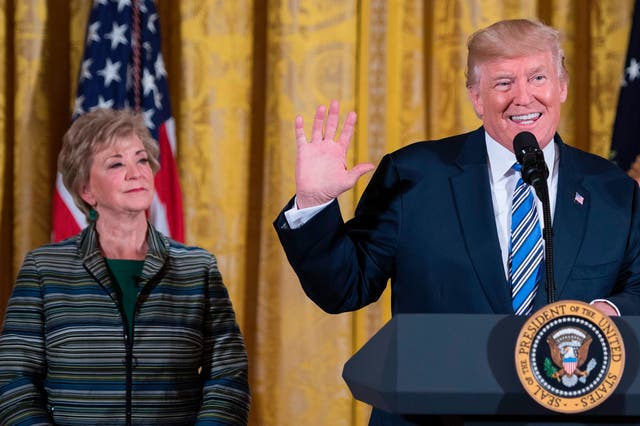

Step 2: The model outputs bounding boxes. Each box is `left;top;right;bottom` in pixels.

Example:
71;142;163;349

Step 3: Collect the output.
485;131;558;279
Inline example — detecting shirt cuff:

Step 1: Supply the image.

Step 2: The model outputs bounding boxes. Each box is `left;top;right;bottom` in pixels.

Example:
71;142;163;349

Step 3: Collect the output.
589;299;621;316
283;197;334;229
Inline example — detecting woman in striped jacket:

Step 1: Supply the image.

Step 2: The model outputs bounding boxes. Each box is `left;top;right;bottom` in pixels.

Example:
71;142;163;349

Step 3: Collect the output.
0;108;250;425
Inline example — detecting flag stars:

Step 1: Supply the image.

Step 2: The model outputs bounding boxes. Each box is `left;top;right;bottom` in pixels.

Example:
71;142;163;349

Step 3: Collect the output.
117;0;132;12
98;58;122;86
105;22;128;50
147;13;157;33
626;57;640;83
142;68;158;96
153;90;163;109
87;21;101;45
155;53;167;79
143;41;152;60
73;95;85;117
144;108;155;129
95;95;115;110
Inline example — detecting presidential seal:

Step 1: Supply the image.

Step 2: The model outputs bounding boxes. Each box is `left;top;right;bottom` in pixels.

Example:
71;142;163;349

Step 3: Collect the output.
514;300;625;413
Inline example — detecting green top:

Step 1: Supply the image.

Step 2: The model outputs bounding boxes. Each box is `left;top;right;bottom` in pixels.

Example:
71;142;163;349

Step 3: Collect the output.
105;259;144;338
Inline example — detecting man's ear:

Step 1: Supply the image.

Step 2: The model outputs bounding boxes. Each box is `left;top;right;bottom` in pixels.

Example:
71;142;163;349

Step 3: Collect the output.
467;85;484;119
559;78;568;103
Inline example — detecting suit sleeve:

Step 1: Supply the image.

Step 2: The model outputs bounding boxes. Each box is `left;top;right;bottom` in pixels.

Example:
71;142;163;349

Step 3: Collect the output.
607;182;640;315
274;154;402;314
196;256;250;425
0;253;53;425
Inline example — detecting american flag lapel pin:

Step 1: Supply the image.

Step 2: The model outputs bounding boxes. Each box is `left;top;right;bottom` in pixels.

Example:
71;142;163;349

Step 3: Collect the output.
574;192;584;205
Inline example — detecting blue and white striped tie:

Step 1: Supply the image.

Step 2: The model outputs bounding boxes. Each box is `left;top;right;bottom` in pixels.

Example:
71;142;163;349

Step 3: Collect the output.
509;163;544;315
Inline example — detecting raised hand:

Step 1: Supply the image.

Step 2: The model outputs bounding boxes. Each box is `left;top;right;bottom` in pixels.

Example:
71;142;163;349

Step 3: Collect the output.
628;154;640;186
294;100;376;209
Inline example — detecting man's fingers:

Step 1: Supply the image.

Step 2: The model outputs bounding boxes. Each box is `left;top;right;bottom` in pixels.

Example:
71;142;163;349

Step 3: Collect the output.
295;115;307;146
324;100;340;141
311;105;327;143
300;102;356;146
347;162;376;184
337;111;357;147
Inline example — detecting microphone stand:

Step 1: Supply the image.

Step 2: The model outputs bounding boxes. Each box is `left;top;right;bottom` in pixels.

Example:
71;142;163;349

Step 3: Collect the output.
532;181;556;304
514;131;556;305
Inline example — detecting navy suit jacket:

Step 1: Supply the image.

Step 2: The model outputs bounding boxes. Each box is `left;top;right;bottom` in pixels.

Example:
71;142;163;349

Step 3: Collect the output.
274;127;640;424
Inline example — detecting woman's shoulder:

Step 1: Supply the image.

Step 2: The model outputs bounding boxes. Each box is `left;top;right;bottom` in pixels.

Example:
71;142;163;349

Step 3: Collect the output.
168;241;214;259
28;234;82;258
149;225;216;261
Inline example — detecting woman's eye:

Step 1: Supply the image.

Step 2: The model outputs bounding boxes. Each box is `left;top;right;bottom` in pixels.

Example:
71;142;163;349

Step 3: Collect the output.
108;162;123;169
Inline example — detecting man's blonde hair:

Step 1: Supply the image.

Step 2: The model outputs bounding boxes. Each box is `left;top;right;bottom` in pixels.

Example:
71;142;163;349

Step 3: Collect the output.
466;19;568;87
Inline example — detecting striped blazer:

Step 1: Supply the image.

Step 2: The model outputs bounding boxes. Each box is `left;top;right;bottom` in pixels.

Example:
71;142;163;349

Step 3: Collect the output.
0;223;250;425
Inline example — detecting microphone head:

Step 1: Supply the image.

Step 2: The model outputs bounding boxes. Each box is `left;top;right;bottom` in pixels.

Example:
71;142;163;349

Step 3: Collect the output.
513;131;540;164
512;131;549;189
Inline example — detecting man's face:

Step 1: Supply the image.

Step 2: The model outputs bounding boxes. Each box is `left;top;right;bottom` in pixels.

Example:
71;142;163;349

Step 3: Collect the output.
467;51;568;151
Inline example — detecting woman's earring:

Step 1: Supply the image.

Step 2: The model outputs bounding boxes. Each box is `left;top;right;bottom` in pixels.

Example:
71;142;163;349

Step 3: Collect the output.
88;206;99;222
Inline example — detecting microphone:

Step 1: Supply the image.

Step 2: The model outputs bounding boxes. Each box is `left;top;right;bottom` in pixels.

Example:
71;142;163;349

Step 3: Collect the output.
513;131;548;195
512;131;556;305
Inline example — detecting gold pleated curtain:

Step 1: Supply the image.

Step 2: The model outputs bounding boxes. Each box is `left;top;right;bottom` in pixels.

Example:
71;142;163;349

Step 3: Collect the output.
0;1;634;425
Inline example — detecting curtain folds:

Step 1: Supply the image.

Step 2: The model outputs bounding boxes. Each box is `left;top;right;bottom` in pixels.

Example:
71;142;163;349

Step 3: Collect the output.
0;1;634;424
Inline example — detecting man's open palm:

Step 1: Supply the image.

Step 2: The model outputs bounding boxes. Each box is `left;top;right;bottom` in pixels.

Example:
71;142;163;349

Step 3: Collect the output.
295;100;375;209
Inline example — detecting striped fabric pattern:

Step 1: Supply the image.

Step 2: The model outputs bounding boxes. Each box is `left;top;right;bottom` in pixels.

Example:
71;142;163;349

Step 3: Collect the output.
509;164;544;316
0;224;249;425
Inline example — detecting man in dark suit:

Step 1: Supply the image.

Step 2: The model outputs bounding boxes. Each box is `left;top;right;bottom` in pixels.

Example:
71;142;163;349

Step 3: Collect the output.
274;19;640;425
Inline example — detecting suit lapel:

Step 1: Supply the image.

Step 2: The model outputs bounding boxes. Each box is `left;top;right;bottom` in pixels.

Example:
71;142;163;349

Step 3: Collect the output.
545;137;589;302
451;128;511;313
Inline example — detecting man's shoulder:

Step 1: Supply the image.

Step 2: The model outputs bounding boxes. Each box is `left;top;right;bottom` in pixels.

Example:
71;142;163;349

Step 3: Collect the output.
388;128;481;164
561;142;631;180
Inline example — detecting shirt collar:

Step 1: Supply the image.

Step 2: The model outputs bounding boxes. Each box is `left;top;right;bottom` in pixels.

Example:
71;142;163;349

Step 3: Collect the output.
485;131;556;180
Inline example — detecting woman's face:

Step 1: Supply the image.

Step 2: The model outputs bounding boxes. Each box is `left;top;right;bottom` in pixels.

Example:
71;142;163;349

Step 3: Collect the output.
81;134;155;220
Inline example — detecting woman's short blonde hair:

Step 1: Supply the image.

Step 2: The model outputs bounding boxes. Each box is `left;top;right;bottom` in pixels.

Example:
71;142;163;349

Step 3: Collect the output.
466;19;568;87
58;108;160;217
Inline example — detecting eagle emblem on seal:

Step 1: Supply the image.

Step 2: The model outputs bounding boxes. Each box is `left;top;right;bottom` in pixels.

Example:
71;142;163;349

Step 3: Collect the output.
546;327;596;387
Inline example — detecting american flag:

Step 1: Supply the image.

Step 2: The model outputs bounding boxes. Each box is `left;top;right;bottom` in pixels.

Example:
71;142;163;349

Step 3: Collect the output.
611;0;640;172
51;0;184;242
